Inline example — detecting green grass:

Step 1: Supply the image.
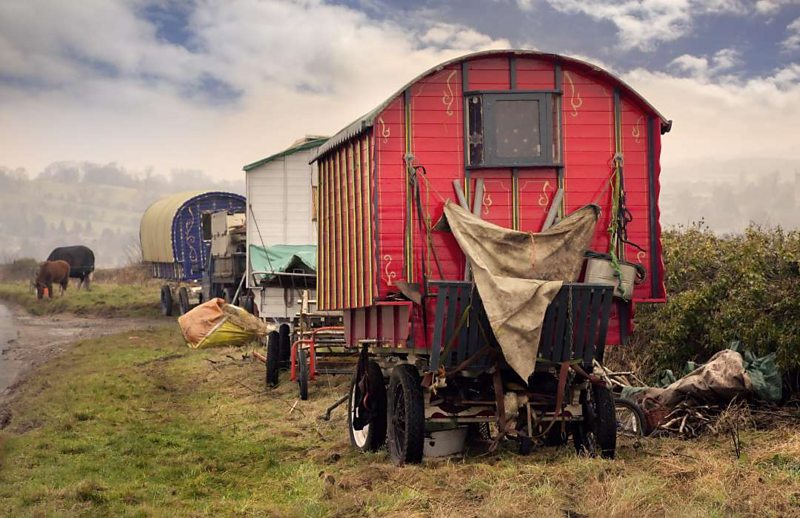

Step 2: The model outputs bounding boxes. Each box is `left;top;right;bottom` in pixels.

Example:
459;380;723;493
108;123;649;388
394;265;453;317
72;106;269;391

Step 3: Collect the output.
0;327;798;517
0;281;160;318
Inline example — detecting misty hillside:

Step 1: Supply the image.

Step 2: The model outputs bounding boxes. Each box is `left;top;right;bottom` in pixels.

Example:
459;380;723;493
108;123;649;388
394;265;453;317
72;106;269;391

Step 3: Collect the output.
0;162;243;267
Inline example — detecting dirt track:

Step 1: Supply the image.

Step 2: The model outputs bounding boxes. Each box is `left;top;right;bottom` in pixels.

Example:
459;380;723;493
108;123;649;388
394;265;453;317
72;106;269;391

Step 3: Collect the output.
0;302;170;399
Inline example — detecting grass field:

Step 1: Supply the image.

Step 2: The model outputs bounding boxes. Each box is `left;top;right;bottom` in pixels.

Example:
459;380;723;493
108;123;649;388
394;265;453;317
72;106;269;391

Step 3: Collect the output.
0;326;798;517
0;281;161;318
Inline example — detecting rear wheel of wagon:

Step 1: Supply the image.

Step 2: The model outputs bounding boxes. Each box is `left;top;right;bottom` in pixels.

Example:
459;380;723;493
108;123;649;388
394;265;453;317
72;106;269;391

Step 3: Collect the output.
573;384;617;459
387;364;425;464
278;324;291;368
348;361;387;452
160;285;173;317
266;331;280;387
178;287;190;315
297;347;309;400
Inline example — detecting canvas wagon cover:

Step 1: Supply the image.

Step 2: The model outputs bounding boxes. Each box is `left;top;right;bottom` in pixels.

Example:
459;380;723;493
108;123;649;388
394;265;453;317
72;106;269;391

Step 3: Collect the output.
140;191;209;263
249;244;316;281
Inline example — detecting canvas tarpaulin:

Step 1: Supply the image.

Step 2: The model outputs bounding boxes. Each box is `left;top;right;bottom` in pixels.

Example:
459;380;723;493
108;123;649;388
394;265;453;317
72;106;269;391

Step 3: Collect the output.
249;244;316;282
178;298;267;348
442;201;599;380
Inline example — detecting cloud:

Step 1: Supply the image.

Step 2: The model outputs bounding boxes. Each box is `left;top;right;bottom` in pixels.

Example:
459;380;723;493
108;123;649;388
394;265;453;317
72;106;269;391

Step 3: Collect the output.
541;0;753;50
784;17;800;50
755;0;800;15
0;0;509;179
669;48;741;80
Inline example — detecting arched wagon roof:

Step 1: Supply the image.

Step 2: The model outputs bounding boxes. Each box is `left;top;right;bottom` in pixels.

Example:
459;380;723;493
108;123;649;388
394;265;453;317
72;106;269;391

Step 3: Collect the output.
140;191;245;263
314;49;671;160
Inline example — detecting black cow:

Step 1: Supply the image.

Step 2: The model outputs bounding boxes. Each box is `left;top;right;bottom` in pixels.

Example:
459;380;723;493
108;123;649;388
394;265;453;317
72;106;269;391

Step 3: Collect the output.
47;245;95;290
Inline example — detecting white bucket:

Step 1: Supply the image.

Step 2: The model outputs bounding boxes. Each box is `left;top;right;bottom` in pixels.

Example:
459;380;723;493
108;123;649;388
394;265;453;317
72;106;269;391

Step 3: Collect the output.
584;257;636;300
423;427;468;457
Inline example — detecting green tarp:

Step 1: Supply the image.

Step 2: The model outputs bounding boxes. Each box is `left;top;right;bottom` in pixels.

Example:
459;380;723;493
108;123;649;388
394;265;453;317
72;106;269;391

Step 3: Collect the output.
249;244;316;282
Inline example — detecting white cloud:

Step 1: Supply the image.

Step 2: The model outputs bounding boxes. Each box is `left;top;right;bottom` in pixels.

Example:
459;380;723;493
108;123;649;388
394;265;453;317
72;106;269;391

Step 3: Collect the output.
784;17;800;50
755;0;800;15
0;0;509;179
670;48;741;80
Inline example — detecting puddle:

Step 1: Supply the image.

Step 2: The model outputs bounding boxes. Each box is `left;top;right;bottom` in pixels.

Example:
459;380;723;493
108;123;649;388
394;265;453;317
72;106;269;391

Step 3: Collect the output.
0;303;22;393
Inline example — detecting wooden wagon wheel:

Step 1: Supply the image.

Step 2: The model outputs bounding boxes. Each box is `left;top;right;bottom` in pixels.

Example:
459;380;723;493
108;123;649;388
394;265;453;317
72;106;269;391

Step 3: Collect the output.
387;364;424;464
160;285;173;317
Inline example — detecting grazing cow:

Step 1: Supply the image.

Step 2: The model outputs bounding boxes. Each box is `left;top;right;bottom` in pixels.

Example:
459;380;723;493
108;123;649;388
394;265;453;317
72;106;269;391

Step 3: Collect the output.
47;245;95;290
36;260;70;299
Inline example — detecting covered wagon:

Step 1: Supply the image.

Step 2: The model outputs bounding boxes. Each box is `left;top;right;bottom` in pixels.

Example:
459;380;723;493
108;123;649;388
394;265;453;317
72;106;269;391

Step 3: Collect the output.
313;49;671;462
140;190;246;315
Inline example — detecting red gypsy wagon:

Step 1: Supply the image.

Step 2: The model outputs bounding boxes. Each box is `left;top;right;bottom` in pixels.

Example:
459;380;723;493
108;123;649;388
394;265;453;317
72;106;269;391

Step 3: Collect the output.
313;50;670;463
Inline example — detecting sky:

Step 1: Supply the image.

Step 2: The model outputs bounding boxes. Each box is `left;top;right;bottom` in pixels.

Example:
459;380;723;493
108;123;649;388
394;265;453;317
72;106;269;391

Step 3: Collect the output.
1;0;800;185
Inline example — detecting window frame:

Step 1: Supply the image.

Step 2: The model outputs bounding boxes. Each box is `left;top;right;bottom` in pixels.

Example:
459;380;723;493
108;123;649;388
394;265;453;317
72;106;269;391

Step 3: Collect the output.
466;91;557;169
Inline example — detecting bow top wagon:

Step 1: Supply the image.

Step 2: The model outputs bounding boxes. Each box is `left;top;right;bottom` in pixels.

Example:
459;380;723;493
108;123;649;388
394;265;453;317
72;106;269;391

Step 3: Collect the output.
314;49;671;463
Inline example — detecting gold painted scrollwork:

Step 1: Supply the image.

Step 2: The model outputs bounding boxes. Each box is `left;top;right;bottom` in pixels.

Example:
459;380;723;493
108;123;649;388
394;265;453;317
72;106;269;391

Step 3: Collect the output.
483;191;493;215
632;116;643;143
442;70;457;117
378;117;390;144
563;72;583;118
538;180;551;209
383;254;397;286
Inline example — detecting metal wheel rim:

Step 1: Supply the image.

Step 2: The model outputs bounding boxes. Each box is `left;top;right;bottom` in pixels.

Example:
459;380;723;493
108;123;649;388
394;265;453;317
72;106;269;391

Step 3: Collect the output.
616;405;642;437
349;384;369;448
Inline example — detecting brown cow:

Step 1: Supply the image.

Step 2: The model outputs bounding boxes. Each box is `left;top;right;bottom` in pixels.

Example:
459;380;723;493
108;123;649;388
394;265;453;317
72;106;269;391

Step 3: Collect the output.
36;260;70;299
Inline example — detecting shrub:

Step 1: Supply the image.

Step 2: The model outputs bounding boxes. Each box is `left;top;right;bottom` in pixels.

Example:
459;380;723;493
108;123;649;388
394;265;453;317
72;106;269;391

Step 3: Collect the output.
630;222;800;391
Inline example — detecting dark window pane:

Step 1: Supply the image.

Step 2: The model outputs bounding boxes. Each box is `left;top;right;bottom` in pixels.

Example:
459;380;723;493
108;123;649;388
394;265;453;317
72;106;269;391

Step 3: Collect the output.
467;95;483;165
494;100;540;159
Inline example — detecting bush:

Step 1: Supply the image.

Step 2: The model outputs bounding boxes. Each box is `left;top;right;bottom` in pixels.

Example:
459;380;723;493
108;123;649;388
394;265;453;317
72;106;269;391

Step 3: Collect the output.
0;257;39;282
630;222;800;390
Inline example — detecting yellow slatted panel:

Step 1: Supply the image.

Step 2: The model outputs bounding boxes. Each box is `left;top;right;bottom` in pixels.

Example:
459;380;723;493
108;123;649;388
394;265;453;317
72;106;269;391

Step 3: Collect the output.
354;139;364;307
365;134;374;304
334;154;343;309
318;159;325;309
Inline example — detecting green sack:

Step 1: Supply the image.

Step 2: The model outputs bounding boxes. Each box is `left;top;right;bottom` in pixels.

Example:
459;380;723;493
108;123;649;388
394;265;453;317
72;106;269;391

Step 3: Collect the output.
729;341;783;402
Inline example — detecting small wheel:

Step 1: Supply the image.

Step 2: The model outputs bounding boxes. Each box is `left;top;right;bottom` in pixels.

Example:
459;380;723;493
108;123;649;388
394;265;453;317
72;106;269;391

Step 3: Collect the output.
266;331;280;387
387;364;425;464
615;398;648;438
279;324;291;368
574;384;617;459
160;285;173;317
223;287;236;304
242;293;255;314
178;287;191;315
348;361;387;452
297;347;309;401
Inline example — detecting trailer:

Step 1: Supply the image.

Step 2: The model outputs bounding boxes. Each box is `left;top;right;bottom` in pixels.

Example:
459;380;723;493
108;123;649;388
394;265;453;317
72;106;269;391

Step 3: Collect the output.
313;50;670;462
140;190;246;316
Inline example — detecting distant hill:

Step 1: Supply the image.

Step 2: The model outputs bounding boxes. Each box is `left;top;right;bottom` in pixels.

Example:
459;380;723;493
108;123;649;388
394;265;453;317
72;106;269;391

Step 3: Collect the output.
0;162;244;267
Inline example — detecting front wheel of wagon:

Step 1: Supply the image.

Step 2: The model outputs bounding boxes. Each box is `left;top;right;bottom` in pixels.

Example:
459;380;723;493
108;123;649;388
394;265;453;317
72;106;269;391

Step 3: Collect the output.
348;361;387;452
178;287;191;315
297;347;309;401
266;331;280;387
573;384;617;459
160;285;173;316
387;364;425;464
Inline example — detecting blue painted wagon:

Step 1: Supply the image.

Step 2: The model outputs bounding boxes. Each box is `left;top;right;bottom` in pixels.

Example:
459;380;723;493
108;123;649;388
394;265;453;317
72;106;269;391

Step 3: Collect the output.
140;191;246;315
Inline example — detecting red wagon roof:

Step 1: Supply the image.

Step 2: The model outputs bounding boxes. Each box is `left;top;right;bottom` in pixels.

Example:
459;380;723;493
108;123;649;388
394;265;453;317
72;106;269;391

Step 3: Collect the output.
314;49;671;160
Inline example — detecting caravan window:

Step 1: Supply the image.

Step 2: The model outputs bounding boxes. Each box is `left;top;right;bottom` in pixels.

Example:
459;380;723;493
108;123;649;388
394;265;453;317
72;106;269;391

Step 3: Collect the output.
467;92;558;167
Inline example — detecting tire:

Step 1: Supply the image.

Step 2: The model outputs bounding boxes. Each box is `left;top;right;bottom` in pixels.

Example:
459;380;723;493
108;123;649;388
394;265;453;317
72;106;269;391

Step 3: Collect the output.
223;287;236;304
387;364;425;464
279;324;291;368
266;331;280;387
242;293;254;314
178;287;190;315
297;347;309;401
615;398;648;437
160;285;173;317
542;422;569;446
348;361;387;452
573;384;617;459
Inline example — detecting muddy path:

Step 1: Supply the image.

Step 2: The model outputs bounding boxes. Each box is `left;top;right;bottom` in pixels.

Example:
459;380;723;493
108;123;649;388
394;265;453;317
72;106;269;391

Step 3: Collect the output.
0;302;171;399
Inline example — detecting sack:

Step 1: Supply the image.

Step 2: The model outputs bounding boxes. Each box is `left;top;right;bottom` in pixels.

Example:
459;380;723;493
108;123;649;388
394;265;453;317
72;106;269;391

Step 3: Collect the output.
178;297;267;349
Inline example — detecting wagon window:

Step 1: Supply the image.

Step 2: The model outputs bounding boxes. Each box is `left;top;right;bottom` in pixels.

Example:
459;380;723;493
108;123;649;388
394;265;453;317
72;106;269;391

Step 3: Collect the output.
468;92;556;167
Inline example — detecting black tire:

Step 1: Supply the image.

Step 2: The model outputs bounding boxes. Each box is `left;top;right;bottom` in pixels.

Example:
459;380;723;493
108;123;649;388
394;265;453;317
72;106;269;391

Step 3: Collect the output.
160;285;173;317
279;324;291;368
573;384;617;459
297;348;309;401
615;398;648;437
387;364;425;464
178;287;190;315
542;423;569;447
266;331;280;387
348;361;387;452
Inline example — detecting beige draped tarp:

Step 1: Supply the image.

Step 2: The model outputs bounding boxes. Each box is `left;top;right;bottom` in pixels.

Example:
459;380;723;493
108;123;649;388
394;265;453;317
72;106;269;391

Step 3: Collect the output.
442;202;599;380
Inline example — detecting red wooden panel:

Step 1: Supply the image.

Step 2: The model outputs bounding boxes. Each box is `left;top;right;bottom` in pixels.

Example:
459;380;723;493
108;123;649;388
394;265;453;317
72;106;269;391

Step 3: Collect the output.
473;170;513;228
518;170;557;233
467;57;510;91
